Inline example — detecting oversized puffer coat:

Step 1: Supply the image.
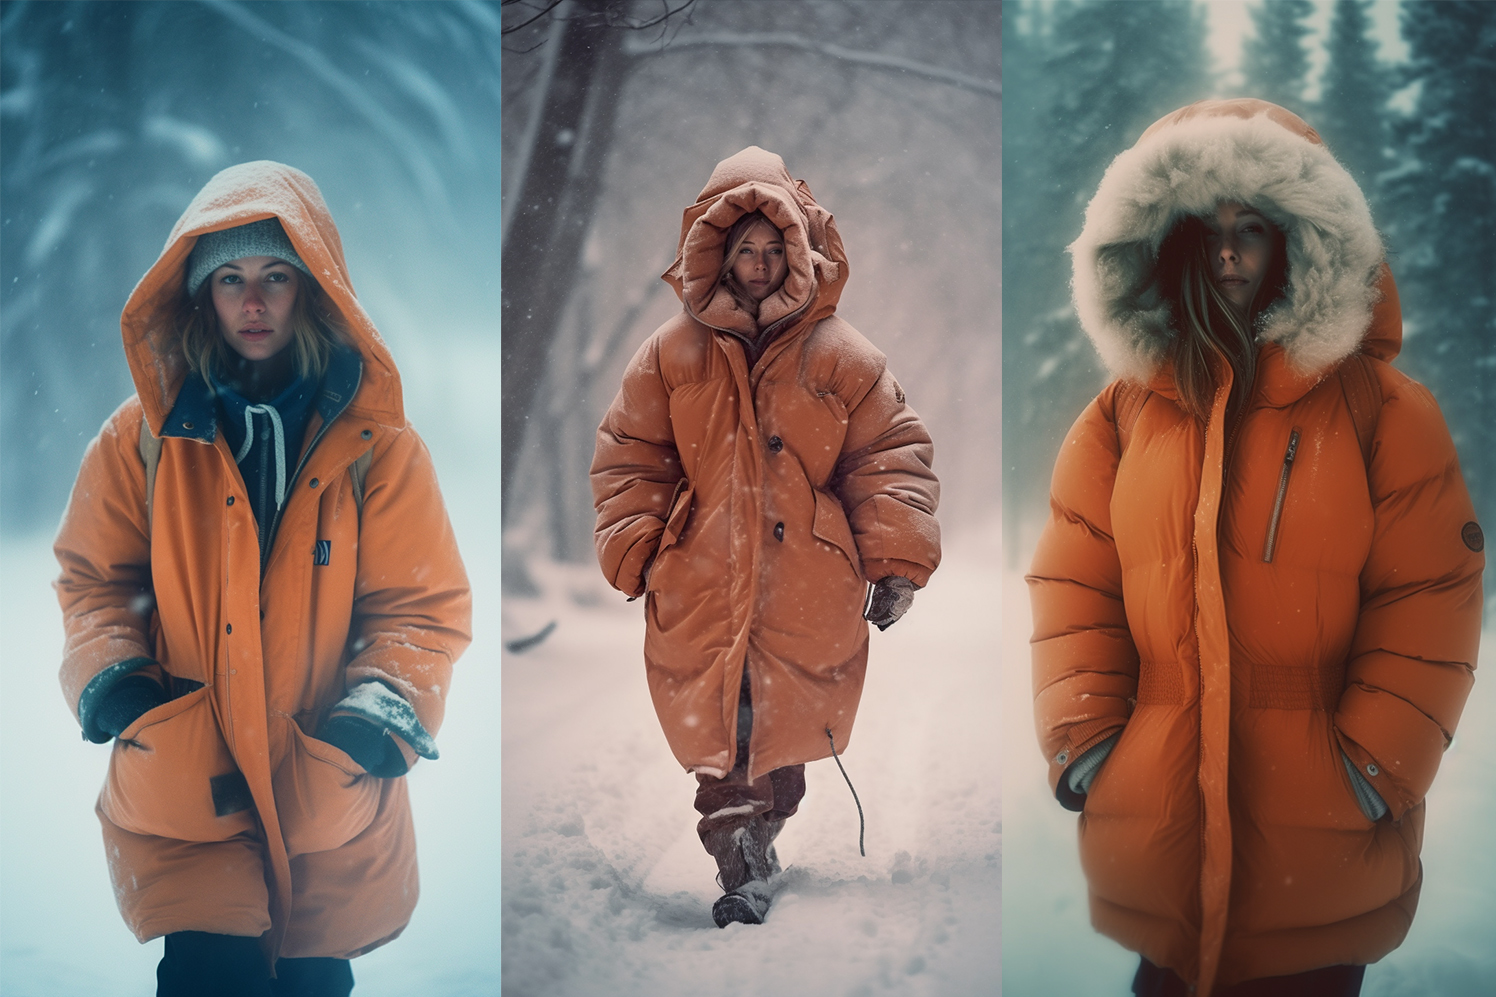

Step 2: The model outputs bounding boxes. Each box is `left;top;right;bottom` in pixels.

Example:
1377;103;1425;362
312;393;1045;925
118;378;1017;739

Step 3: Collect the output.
54;162;471;961
591;146;941;781
1029;100;1483;994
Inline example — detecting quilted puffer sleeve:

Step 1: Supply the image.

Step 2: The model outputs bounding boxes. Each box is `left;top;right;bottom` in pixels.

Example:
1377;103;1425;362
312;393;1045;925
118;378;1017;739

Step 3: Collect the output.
1334;368;1483;821
590;335;683;599
831;368;941;586
343;425;471;758
1027;385;1141;809
54;398;163;742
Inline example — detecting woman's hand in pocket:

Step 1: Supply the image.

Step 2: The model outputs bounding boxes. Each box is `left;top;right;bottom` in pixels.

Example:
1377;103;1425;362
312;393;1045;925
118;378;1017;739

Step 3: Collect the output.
315;714;408;777
95;675;169;739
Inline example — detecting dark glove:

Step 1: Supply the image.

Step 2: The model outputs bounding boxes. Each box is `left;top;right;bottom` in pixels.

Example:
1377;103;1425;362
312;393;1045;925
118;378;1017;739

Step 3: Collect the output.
864;575;917;631
316;713;409;777
95;675;170;738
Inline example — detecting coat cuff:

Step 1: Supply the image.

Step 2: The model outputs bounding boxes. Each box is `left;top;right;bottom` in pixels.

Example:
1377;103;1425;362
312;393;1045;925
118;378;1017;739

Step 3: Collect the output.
861;558;932;588
1058;733;1120;811
1341;750;1389;821
77;657;160;744
330;681;438;760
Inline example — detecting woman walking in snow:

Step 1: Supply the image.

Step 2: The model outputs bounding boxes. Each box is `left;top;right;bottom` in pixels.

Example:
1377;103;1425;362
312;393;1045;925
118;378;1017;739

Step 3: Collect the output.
590;146;942;927
1029;98;1483;996
55;162;470;995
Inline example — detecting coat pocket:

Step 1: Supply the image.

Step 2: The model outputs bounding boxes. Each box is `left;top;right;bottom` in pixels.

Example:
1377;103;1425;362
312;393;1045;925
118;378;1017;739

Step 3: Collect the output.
273;719;383;857
100;686;258;842
646;479;693;594
811;488;864;579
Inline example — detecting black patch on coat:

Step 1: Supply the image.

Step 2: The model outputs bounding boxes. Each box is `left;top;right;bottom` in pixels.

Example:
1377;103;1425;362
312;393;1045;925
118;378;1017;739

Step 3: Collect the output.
1463;521;1484;553
210;772;253;817
314;539;332;566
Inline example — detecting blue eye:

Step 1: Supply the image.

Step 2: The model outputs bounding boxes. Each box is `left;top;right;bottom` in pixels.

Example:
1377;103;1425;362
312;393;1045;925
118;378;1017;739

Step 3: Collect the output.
219;273;242;284
266;271;289;282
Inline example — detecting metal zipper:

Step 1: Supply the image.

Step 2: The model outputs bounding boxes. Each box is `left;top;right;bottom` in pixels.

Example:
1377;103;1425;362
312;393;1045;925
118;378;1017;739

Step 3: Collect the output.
1261;428;1301;563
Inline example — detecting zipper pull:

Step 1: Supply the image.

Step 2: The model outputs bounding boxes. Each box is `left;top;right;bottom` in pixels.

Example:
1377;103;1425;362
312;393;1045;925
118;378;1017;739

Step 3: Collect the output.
1262;428;1301;563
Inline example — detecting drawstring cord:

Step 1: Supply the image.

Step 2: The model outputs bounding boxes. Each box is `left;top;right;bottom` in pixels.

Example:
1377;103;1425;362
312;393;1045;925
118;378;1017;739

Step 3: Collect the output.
235;403;287;509
826;726;865;857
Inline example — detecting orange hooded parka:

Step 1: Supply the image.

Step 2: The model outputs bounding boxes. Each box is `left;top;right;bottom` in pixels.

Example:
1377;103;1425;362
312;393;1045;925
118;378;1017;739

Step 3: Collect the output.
54;162;471;961
1029;101;1483;994
591;147;941;781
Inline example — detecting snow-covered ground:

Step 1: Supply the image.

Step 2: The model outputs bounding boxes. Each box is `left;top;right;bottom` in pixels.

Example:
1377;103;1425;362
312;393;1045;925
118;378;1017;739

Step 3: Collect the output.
0;335;502;996
1001;567;1496;997
501;528;1003;997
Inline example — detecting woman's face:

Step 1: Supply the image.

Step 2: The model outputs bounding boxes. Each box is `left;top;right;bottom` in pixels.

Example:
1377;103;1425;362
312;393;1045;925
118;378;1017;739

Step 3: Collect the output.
729;219;787;302
1204;202;1275;315
210;256;300;362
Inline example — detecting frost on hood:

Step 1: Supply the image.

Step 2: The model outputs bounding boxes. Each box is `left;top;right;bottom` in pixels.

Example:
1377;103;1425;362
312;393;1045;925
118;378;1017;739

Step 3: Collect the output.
1068;99;1386;383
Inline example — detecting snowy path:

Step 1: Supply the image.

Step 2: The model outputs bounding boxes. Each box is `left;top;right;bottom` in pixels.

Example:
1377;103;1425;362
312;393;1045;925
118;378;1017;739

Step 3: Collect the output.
501;534;1002;997
1001;567;1496;997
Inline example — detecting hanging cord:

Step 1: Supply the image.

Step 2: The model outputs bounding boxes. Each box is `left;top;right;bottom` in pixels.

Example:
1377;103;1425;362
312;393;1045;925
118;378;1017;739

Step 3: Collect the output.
825;726;865;857
235;403;288;509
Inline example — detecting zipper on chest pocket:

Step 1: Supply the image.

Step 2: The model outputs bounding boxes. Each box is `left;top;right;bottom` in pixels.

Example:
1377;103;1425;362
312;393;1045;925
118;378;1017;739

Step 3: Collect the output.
1261;427;1301;563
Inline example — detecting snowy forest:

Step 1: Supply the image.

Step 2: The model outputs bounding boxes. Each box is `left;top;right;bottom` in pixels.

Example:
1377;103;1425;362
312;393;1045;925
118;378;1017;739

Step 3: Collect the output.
1;3;502;994
501;1;1001;994
1002;3;1495;996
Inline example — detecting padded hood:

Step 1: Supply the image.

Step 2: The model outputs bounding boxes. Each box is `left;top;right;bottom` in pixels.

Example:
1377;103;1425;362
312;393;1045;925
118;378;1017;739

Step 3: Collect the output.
664;146;849;339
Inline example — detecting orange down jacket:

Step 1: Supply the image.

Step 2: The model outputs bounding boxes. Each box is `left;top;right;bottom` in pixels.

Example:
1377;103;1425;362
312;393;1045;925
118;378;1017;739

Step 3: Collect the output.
1029;101;1484;994
54;162;471;961
591;147;941;781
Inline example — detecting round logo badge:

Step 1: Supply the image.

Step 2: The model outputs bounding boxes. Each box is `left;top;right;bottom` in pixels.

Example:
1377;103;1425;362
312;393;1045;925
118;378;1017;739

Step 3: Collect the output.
1462;521;1484;553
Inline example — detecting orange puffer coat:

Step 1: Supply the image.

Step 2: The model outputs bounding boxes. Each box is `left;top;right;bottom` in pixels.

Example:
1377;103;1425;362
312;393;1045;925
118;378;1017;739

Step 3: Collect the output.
1029;101;1483;994
591;147;941;781
54;162;471;961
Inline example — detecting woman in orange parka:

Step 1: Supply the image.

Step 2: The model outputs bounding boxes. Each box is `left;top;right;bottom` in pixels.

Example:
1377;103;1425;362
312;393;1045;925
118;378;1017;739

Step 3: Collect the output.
1029;100;1483;996
55;162;470;995
591;146;941;927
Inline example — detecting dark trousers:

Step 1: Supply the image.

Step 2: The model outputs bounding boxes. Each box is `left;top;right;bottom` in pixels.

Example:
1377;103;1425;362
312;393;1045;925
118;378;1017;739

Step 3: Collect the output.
693;668;807;890
157;931;354;997
1133;957;1365;997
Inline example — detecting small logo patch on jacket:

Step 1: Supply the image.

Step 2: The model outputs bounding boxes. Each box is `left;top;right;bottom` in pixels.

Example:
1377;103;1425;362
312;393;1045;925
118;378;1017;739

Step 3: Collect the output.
314;539;332;565
1462;521;1484;553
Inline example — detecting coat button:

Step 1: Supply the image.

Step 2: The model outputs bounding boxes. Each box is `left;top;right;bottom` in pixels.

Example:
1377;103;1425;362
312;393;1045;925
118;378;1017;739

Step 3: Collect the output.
1366;763;1379;777
361;429;373;440
309;478;319;488
225;623;232;635
1056;751;1069;766
226;496;235;506
773;522;784;542
768;435;783;453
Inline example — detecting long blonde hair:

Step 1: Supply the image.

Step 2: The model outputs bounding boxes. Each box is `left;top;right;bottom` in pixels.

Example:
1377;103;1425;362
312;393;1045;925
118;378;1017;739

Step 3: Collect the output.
1156;214;1288;423
176;271;342;383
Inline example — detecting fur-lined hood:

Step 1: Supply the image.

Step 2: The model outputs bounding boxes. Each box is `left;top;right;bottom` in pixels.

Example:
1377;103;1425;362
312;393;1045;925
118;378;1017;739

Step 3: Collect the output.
1069;98;1391;383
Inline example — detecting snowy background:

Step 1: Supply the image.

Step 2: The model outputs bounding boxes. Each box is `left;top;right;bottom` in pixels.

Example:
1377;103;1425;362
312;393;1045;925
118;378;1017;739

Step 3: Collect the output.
1002;2;1496;994
500;2;1002;994
1;2;501;993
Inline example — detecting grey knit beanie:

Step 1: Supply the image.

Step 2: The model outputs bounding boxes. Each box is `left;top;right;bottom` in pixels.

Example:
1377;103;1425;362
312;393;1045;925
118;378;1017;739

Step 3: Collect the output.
187;217;312;295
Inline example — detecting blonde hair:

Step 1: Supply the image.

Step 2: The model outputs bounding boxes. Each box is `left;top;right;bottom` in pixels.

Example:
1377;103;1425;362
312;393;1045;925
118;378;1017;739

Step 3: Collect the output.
716;211;781;319
176;269;342;383
1156;214;1288;423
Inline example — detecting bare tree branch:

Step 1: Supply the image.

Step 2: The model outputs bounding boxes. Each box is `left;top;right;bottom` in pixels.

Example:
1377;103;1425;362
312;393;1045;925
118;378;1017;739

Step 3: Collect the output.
621;29;1000;98
502;0;565;35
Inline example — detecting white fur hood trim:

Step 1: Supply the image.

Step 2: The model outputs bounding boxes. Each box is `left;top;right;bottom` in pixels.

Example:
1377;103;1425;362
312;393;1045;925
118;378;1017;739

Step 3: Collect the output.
1068;108;1384;381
